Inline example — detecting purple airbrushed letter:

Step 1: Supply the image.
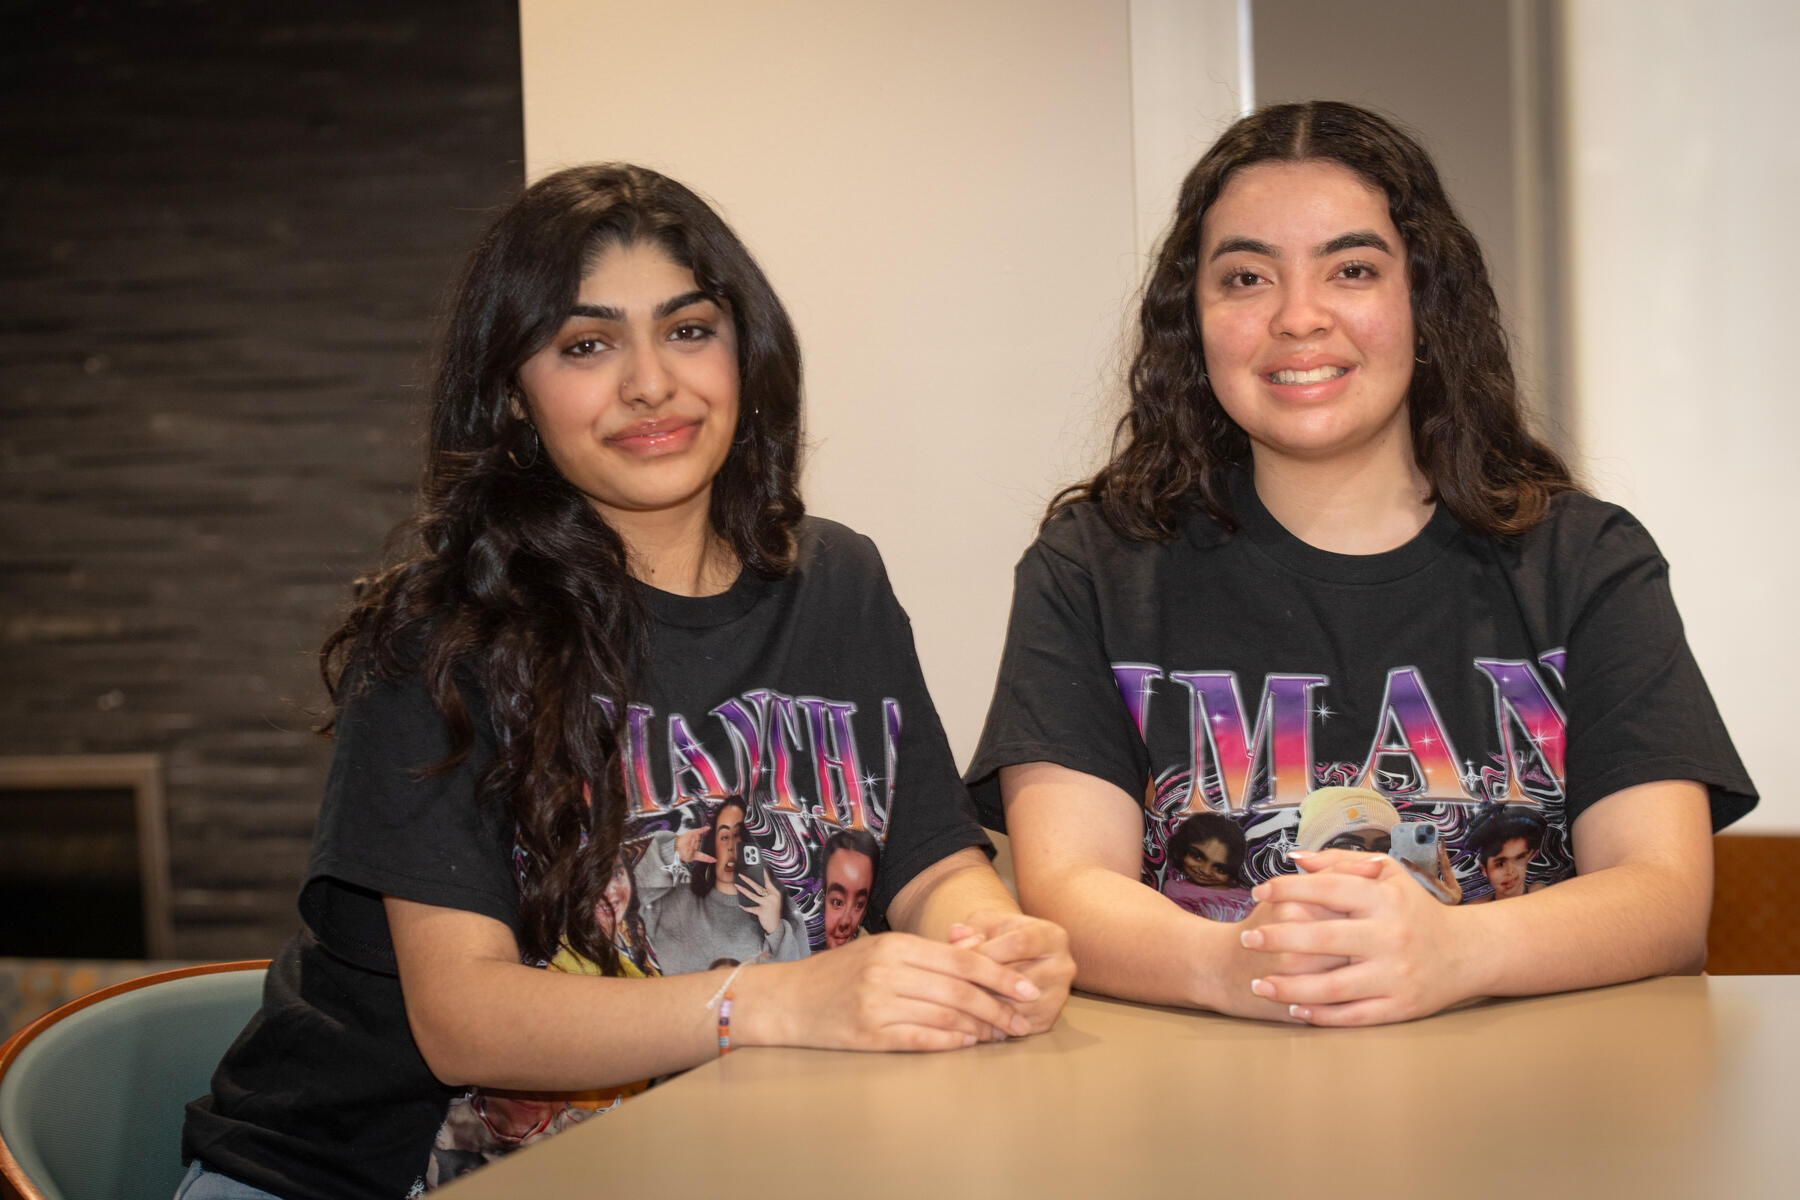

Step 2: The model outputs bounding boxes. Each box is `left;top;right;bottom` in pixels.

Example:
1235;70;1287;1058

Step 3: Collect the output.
596;690;903;832
1113;654;1568;814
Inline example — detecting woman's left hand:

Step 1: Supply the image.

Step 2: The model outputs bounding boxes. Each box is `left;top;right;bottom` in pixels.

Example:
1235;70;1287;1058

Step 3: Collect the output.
946;909;1075;1035
1237;850;1476;1026
736;873;784;936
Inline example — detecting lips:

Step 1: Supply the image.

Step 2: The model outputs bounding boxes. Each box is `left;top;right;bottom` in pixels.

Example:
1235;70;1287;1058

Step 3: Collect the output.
606;417;701;453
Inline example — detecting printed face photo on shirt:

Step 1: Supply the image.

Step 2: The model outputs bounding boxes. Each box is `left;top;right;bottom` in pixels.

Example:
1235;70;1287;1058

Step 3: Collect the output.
1463;801;1550;901
709;800;745;890
597;858;632;938
822;845;874;948
1482;836;1536;899
1164;811;1247;891
1181;837;1234;887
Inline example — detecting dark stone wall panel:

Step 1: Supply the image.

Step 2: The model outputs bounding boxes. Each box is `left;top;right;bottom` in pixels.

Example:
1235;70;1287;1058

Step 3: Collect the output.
1;0;525;956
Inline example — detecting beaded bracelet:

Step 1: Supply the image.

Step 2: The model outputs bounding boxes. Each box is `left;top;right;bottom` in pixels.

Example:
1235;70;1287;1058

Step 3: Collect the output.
704;962;748;1058
717;992;736;1056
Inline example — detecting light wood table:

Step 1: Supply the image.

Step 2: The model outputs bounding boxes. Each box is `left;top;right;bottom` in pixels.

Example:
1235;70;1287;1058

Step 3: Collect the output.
442;975;1800;1198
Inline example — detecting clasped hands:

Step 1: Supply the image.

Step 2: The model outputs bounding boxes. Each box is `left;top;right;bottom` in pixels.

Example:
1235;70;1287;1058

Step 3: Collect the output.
1232;848;1472;1027
741;908;1072;1054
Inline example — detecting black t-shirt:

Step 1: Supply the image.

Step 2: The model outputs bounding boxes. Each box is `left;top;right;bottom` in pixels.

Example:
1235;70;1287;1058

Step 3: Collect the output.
966;478;1755;913
184;517;989;1200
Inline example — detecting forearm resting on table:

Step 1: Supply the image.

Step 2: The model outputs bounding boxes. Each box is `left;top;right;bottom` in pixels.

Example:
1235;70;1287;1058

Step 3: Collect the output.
1027;859;1243;1010
1000;761;1251;1014
386;896;742;1092
1453;780;1713;998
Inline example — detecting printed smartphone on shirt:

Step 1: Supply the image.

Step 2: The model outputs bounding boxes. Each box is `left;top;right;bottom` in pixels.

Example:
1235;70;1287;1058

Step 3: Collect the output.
736;842;770;909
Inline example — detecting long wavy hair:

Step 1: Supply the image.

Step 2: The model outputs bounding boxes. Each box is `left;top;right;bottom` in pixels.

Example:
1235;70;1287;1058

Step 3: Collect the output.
1056;100;1573;539
321;164;805;972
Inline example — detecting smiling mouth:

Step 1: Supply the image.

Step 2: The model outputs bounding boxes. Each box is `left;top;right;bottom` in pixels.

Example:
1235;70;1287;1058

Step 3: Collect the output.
1268;366;1348;384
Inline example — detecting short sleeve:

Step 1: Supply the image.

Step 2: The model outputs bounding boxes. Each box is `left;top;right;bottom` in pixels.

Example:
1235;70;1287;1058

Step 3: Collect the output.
299;663;520;973
964;527;1153;830
860;555;993;926
1558;509;1757;831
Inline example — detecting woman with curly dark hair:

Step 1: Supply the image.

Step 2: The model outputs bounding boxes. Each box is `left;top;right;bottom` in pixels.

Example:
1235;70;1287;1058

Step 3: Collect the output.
179;164;1071;1200
967;101;1754;1028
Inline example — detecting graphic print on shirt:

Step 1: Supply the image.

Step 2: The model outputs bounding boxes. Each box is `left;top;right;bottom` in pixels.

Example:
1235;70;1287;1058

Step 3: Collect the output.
1116;654;1575;912
428;685;907;1186
501;685;903;981
599;686;904;972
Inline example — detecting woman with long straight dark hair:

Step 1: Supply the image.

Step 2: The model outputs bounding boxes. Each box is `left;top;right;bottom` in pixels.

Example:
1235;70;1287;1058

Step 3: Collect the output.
966;101;1755;1027
178;164;1071;1200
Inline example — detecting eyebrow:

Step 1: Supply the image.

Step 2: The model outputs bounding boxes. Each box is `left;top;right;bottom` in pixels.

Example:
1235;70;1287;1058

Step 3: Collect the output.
1208;236;1277;263
1207;230;1394;263
568;290;717;322
1316;231;1392;257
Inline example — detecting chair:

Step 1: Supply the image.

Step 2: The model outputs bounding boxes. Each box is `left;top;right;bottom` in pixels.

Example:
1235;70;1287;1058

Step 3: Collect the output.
0;960;269;1200
1708;834;1800;974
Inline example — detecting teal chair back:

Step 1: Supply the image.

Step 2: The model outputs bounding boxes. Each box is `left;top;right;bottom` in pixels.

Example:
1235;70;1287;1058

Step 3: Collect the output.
0;961;268;1200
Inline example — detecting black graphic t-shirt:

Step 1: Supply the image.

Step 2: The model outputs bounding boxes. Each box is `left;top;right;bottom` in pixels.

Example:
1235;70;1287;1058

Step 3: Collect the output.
967;475;1756;913
183;518;988;1200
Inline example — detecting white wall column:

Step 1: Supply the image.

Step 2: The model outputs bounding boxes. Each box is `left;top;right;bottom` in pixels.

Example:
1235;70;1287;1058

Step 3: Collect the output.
1562;0;1799;828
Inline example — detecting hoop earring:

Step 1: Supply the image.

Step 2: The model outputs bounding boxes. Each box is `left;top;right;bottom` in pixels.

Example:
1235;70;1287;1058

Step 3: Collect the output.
1415;343;1431;365
507;424;540;469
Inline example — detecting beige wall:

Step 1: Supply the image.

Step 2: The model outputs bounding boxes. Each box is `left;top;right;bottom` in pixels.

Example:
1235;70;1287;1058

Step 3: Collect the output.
1562;0;1797;830
521;0;1243;762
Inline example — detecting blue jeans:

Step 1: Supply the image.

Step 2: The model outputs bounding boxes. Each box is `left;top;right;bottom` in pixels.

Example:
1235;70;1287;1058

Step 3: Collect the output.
174;1161;286;1200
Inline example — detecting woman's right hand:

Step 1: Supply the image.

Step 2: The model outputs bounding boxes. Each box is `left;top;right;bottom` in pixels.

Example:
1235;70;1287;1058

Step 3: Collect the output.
733;931;1040;1052
734;872;784;936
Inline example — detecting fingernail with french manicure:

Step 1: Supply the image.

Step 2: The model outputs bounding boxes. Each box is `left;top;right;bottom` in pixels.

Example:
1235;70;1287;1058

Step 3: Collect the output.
1249;978;1270;997
1240;929;1263;948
